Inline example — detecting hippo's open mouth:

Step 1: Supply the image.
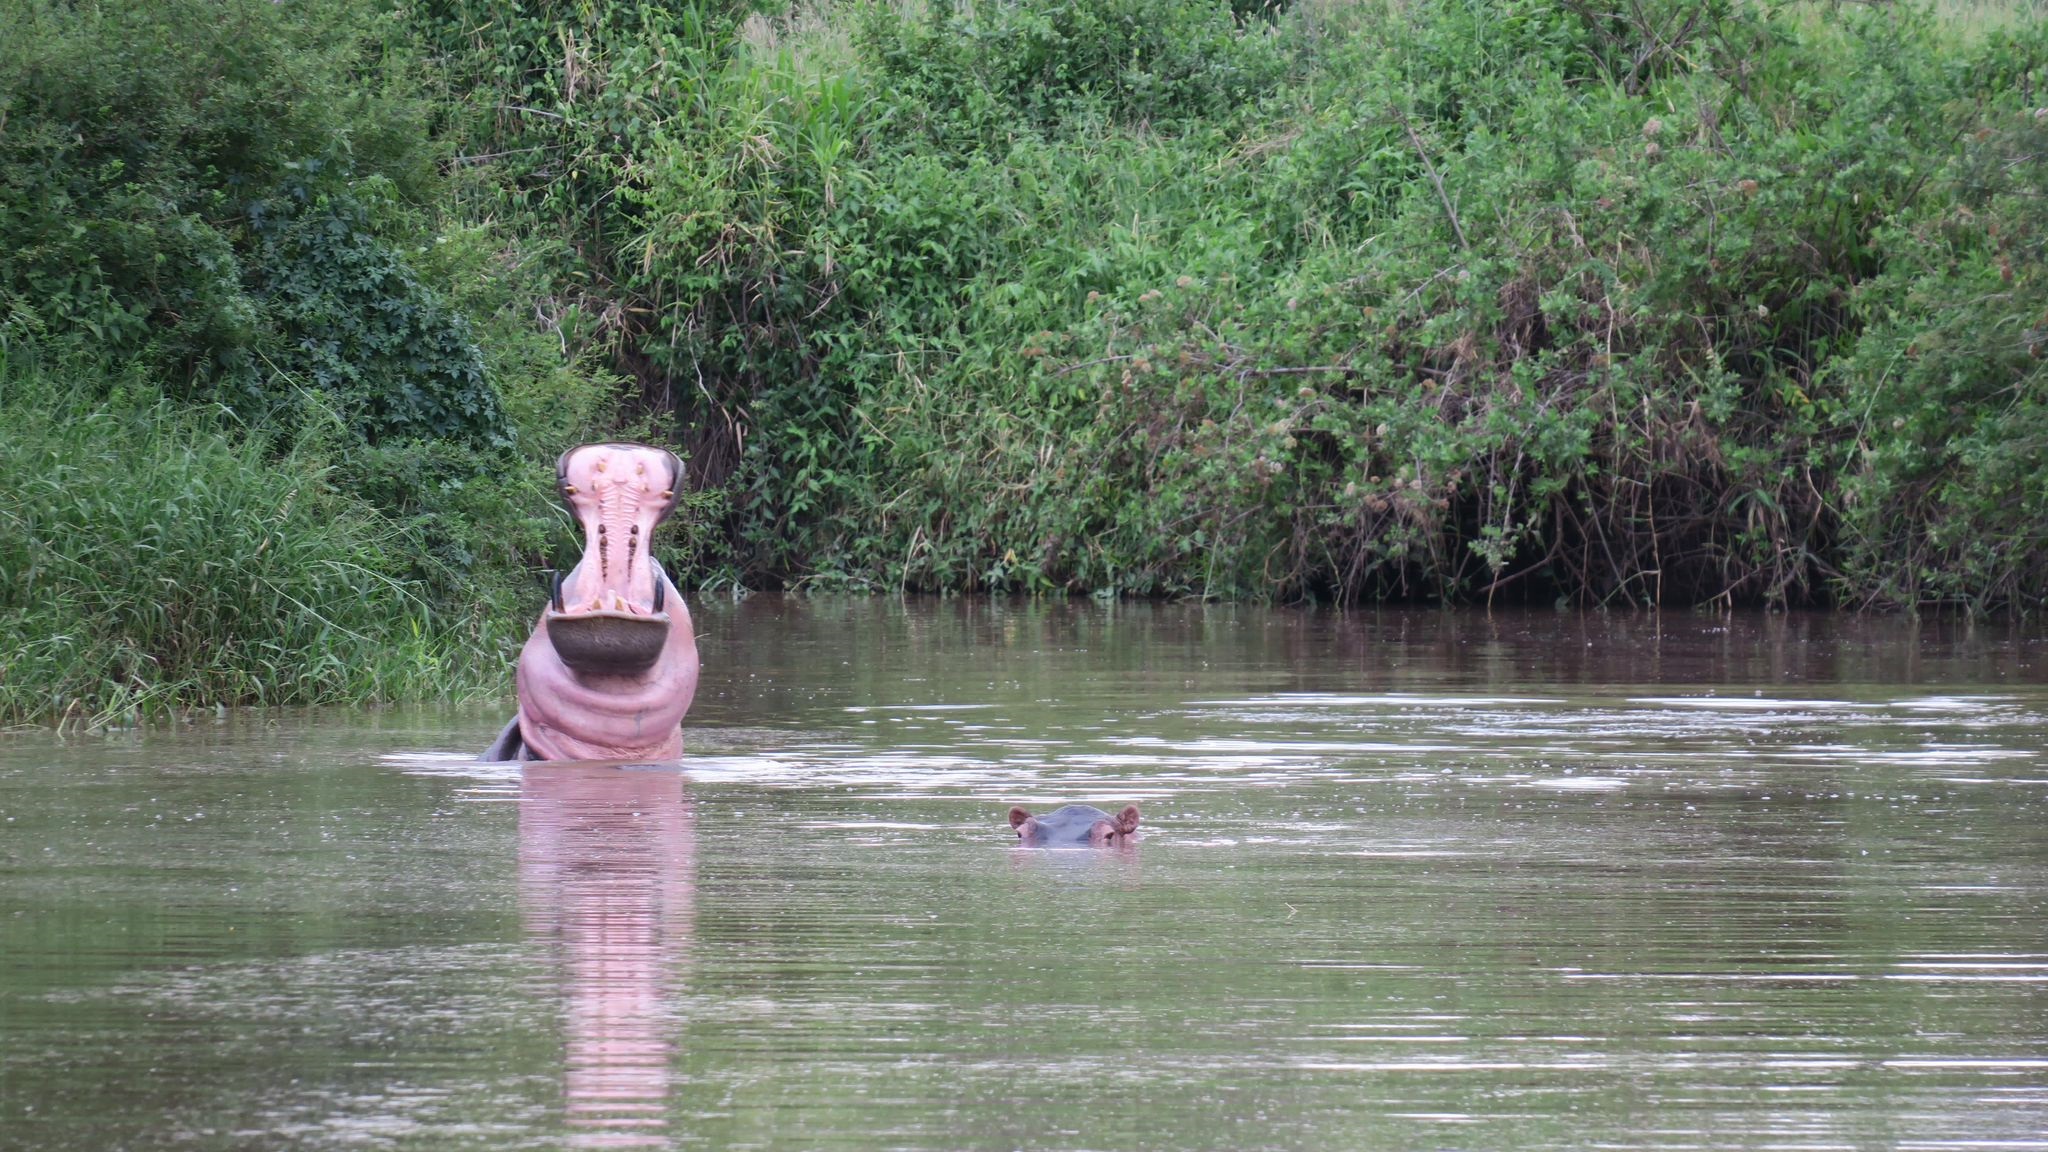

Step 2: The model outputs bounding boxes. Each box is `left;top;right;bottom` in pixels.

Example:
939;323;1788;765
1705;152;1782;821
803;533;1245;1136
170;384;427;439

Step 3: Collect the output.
544;443;685;678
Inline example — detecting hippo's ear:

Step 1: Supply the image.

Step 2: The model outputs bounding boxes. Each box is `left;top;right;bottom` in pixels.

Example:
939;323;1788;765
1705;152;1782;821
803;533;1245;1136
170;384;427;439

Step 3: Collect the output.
652;449;686;523
1008;806;1033;831
555;445;579;507
555;444;597;512
1113;805;1140;836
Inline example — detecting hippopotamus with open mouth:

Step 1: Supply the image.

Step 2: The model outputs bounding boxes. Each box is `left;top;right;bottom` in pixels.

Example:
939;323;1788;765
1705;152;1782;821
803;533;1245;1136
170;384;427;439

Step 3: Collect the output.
482;443;700;762
1009;804;1141;847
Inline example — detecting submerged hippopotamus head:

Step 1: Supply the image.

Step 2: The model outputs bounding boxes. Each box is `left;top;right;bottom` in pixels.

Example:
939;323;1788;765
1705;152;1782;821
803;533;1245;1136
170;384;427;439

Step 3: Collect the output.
1008;804;1141;847
483;443;700;762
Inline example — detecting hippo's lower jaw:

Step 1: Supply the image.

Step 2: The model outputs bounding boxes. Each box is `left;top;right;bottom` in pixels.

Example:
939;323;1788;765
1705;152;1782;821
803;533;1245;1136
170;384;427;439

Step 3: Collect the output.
545;609;673;678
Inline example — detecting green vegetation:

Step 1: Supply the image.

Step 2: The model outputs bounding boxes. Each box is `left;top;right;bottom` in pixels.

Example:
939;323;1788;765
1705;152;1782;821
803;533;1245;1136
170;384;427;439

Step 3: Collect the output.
2;0;2046;720
0;0;602;722
0;360;516;723
418;0;2048;607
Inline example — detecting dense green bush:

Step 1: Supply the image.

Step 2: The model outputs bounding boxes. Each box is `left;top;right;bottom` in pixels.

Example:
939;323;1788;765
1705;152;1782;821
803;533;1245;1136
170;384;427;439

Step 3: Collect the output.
0;0;632;722
420;0;2047;609
855;0;1290;131
0;0;437;391
249;179;510;445
1827;106;2048;610
8;0;2048;727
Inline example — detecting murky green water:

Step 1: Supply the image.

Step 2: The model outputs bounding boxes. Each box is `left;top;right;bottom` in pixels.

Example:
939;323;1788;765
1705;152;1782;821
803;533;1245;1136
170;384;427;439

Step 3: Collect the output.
4;601;2047;1150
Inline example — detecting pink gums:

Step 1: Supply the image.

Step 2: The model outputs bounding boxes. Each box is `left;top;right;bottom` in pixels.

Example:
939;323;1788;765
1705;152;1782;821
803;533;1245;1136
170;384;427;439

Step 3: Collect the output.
559;445;669;614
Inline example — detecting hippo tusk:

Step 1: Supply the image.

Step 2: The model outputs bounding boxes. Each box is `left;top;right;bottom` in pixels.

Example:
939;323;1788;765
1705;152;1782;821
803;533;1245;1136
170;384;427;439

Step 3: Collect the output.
652;559;665;613
551;569;566;613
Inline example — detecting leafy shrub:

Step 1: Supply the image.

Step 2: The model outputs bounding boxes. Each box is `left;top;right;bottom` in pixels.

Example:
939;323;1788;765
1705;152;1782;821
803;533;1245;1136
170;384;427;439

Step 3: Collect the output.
0;0;441;392
856;0;1289;132
594;0;2045;611
0;357;515;724
249;179;509;446
1827;99;2048;610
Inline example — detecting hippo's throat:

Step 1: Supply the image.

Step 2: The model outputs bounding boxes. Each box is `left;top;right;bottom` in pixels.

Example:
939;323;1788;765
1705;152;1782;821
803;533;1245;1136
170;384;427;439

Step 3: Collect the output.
547;445;680;677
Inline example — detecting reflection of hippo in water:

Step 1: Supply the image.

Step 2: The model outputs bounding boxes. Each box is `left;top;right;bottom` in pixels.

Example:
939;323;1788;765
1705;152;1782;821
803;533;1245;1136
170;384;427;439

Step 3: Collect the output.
519;764;693;1142
1009;804;1141;847
483;443;700;762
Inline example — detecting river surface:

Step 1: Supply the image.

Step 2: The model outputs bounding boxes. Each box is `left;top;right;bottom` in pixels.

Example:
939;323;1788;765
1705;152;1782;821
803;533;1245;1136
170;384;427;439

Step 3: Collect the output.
4;600;2047;1150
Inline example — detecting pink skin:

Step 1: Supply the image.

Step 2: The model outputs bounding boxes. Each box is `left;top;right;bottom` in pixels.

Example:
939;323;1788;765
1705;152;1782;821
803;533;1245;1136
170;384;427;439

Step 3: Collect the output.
513;444;700;762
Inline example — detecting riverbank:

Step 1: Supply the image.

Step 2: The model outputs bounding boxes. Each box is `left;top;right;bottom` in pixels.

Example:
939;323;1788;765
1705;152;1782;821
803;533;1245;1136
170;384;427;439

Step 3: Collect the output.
3;0;2045;721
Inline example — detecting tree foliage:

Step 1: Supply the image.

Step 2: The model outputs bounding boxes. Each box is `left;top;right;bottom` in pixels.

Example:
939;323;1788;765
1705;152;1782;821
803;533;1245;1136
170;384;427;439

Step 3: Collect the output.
7;0;2048;657
420;0;2048;610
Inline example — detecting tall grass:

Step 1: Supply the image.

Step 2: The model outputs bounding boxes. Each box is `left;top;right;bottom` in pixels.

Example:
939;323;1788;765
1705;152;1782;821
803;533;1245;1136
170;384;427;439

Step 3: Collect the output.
0;358;519;727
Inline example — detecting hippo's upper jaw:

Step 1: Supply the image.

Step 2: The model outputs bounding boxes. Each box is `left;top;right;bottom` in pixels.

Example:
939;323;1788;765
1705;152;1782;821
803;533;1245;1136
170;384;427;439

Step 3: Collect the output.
544;442;683;671
1009;804;1141;847
502;443;701;763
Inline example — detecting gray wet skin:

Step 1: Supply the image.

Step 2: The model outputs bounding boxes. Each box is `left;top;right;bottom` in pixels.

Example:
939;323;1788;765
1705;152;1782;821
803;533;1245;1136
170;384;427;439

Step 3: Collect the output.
1008;804;1140;847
